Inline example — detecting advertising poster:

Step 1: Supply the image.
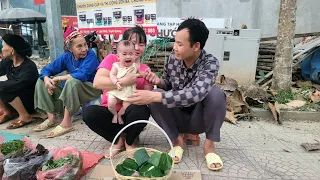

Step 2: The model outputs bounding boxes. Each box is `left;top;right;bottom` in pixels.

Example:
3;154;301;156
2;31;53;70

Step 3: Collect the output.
155;18;232;38
102;17;232;44
62;16;79;28
75;0;157;35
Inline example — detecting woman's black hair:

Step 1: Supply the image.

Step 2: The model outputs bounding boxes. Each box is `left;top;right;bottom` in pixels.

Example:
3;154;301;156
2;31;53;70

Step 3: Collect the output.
123;25;146;44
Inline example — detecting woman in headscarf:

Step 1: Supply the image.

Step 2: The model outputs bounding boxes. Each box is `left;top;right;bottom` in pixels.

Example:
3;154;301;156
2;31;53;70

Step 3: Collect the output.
33;31;102;138
0;34;38;129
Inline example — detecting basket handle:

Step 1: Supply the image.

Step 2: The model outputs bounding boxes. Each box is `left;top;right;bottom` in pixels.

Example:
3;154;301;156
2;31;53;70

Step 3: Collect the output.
110;120;175;158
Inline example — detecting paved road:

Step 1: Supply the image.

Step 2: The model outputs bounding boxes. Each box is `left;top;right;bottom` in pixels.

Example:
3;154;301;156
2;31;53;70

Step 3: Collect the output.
0;116;319;180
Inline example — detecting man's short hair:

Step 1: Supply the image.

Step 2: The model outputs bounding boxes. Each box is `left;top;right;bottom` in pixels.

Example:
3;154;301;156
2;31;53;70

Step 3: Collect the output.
177;18;209;49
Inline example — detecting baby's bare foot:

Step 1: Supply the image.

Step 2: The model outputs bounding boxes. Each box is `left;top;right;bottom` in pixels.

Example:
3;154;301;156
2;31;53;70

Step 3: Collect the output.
118;114;124;124
111;115;118;124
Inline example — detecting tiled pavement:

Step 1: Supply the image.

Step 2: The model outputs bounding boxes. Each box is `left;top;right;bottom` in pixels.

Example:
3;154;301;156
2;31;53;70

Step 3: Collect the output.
0;117;319;180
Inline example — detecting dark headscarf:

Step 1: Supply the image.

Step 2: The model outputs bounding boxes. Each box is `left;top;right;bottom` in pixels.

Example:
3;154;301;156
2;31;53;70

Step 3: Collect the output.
2;34;32;57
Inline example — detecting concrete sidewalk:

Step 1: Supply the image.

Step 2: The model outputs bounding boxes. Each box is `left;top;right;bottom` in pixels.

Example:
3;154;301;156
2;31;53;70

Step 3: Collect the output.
0;117;319;180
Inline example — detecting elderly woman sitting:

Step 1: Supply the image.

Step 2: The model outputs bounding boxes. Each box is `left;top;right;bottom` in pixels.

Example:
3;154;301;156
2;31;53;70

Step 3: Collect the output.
0;34;38;129
33;31;101;138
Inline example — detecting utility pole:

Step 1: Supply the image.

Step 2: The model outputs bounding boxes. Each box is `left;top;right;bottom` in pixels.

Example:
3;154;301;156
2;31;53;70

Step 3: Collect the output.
272;0;297;90
45;0;64;61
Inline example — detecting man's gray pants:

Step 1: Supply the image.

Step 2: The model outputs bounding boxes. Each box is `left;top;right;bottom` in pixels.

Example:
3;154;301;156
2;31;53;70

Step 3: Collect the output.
149;86;226;142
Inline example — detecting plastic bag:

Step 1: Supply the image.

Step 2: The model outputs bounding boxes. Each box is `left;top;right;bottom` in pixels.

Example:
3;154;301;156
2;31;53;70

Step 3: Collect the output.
36;146;83;180
0;155;5;178
0;138;33;179
2;144;51;180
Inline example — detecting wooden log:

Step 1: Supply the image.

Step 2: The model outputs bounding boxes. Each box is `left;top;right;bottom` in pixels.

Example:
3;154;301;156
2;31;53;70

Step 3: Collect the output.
257;62;274;67
259;47;276;50
260;43;277;47
258;59;274;63
144;62;157;67
259;49;276;53
260;43;276;46
261;79;272;88
257;66;273;71
260;45;276;48
150;51;172;57
259;49;275;52
148;57;166;63
154;64;165;68
144;59;165;65
259;51;275;55
258;55;274;59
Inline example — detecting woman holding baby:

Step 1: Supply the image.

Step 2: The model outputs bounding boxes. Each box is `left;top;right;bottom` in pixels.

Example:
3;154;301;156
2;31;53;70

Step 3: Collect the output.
83;26;153;158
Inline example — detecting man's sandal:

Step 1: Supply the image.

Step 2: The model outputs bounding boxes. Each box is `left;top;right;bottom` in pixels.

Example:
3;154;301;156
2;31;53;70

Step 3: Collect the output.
46;125;74;138
33;119;60;132
205;153;223;171
169;146;184;164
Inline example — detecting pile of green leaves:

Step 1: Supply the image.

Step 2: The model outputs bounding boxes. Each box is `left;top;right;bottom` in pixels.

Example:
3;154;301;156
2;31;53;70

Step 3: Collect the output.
116;148;173;178
0;140;24;156
42;154;74;171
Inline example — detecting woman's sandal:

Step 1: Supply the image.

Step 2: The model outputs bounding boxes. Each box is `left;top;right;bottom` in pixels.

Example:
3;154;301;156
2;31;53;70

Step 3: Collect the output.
169;146;184;164
205;153;223;171
104;148;125;159
33;119;60;132
6;117;33;129
46;125;74;138
0;112;18;124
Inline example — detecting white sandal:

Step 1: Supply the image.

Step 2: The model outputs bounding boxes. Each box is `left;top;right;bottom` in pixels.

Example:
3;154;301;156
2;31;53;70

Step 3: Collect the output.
33;119;59;132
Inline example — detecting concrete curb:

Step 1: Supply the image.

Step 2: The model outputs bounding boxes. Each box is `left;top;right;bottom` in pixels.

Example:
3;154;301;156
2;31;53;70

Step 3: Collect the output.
251;107;320;122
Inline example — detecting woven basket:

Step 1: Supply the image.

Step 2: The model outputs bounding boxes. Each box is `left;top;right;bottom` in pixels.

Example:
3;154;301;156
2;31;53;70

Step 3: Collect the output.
110;120;175;180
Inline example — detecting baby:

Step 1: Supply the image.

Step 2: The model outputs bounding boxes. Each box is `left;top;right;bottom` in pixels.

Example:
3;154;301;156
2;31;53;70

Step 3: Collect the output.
108;40;141;124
